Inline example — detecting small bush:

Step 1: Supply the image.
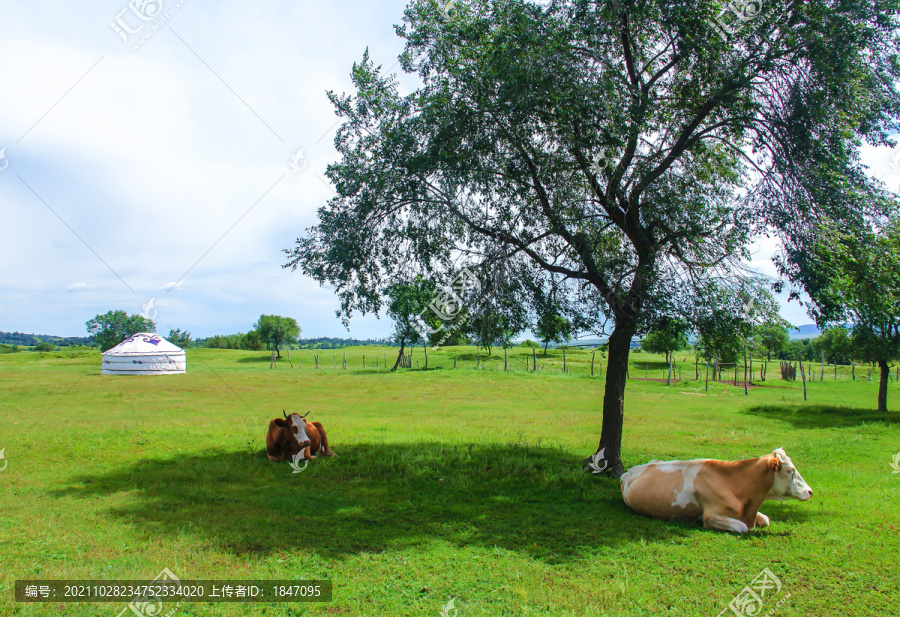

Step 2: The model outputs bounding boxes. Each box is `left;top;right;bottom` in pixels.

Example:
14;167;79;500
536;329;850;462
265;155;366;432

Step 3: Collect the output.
35;342;55;352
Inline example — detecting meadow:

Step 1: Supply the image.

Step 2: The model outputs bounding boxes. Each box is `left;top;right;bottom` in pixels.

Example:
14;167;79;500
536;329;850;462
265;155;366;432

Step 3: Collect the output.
1;345;898;616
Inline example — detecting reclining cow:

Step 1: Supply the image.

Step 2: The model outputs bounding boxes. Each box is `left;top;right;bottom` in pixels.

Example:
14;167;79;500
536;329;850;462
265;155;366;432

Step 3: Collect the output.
266;411;337;462
620;448;812;533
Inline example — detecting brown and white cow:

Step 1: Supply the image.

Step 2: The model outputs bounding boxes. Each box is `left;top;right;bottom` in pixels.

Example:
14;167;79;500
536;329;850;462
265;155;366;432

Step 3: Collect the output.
620;448;812;533
266;411;337;463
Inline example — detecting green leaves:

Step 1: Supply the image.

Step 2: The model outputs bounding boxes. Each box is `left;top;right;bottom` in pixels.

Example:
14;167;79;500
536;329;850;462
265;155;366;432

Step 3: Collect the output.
85;310;156;352
253;315;301;357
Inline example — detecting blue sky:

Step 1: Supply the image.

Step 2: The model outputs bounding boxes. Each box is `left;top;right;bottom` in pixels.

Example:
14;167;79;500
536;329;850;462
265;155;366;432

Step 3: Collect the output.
2;0;899;340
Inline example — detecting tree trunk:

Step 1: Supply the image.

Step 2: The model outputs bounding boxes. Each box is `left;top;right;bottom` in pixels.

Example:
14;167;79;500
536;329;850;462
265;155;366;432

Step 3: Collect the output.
424;343;428;369
543;340;549;355
391;339;406;372
878;358;889;412
581;320;635;477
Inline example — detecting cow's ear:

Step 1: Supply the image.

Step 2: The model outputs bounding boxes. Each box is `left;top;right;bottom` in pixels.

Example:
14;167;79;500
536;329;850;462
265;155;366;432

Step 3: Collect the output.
273;418;288;427
768;455;782;472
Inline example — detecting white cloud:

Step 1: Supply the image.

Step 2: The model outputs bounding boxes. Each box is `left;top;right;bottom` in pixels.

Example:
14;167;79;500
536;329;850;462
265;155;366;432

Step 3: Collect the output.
0;0;407;338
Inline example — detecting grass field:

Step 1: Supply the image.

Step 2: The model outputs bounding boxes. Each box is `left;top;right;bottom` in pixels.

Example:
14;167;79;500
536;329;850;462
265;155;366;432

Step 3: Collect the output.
1;345;898;616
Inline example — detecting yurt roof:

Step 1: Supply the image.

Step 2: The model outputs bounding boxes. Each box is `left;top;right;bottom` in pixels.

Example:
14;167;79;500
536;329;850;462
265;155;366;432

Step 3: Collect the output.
104;333;185;356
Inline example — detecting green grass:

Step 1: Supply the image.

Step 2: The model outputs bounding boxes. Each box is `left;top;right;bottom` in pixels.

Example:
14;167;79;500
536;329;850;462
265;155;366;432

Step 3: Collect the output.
1;346;898;616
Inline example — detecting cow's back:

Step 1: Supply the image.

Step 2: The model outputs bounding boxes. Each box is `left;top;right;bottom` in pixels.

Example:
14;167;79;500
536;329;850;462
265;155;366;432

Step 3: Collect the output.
620;459;710;520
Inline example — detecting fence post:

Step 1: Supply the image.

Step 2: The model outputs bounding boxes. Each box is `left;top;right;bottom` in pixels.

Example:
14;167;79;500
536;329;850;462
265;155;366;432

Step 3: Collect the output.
799;359;808;401
744;346;749;396
504;347;508;371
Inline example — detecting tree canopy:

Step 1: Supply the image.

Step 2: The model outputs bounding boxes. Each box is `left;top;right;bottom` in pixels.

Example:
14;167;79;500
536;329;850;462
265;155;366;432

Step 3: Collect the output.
86;310;155;352
253;315;301;358
754;324;790;361
799;220;900;411
286;0;900;474
166;328;193;349
641;317;689;363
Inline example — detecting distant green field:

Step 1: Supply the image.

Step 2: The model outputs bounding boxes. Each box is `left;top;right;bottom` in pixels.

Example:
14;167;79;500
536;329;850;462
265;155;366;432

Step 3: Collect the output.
1;346;898;616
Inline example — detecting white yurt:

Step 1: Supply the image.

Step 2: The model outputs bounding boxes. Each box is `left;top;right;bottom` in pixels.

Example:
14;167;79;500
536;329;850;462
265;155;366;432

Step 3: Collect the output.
101;333;186;375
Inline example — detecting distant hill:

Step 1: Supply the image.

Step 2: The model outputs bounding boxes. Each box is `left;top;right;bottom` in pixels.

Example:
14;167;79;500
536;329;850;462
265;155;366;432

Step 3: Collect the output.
0;331;93;347
787;324;822;340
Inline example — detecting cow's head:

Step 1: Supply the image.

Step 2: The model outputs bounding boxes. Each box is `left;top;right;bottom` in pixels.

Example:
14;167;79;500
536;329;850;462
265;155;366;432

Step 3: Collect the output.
275;410;311;451
766;448;813;501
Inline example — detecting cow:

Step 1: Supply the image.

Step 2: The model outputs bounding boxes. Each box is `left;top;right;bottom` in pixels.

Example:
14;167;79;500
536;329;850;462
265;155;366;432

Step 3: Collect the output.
266;411;337;463
620;448;812;533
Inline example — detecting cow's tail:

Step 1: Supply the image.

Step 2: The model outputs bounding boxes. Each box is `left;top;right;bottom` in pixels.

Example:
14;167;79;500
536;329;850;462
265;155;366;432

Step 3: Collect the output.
313;421;338;457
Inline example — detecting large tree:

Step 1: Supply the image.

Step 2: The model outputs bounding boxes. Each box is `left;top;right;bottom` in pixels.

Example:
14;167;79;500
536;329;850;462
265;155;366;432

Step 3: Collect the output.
641;317;689;364
534;312;575;354
286;0;900;474
695;308;748;364
86;310;155;352
166;328;193;349
800;220;900;411
385;278;437;369
253;315;301;358
755;324;790;361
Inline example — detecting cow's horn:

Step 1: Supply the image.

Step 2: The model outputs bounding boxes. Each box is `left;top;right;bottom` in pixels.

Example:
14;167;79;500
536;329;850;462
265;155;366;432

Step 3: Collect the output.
301;411;311;419
283;410;287;418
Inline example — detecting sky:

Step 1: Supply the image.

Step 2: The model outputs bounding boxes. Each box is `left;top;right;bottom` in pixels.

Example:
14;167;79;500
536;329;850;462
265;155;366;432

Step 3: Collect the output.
1;0;899;340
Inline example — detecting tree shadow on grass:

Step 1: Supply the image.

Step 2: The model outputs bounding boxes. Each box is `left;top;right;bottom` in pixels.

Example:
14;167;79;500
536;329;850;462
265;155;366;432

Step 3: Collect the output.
744;404;900;429
630;361;672;371
53;443;698;562
235;354;275;363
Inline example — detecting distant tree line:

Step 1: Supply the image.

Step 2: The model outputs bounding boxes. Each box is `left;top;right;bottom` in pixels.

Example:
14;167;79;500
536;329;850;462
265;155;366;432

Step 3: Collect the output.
0;331;93;348
297;336;397;349
639;319;878;368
